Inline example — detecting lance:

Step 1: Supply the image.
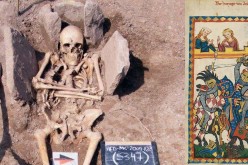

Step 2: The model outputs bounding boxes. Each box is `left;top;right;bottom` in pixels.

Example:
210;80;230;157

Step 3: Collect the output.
205;62;236;71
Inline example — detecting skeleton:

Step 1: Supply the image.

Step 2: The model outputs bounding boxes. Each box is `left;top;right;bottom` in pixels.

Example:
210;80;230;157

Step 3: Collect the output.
32;25;104;165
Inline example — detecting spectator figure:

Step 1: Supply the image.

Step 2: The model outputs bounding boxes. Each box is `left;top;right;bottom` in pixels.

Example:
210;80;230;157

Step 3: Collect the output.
195;27;217;53
217;28;239;52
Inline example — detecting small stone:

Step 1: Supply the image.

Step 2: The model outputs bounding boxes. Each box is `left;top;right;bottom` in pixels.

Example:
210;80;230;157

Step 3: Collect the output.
84;0;105;45
101;31;130;95
1;26;38;102
39;4;61;52
53;0;84;28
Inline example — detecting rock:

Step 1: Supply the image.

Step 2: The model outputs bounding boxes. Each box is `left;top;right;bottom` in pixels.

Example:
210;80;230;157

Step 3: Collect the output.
1;26;38;102
84;0;105;45
39;4;61;52
53;0;84;28
101;31;130;95
0;2;17;28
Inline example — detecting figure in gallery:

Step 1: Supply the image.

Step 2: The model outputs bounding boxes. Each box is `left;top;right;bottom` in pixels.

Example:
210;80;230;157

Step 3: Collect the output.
195;27;217;53
217;28;239;52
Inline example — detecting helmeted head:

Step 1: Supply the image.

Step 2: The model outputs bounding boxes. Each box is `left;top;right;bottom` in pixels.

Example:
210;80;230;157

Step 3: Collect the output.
60;25;84;66
242;68;248;82
197;70;218;89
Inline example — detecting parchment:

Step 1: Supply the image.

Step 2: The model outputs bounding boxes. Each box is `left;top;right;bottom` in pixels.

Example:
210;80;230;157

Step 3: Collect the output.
186;0;248;164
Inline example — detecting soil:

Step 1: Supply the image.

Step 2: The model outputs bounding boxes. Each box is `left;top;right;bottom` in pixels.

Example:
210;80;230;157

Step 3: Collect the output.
0;0;185;165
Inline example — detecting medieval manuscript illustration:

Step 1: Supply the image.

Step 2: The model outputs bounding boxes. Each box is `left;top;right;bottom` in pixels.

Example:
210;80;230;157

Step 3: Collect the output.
188;16;248;164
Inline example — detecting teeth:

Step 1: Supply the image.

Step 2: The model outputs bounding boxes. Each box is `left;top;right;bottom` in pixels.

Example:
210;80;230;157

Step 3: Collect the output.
64;52;79;66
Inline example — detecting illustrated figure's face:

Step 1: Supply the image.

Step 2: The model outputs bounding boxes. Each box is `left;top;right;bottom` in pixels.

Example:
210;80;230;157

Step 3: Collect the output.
223;31;232;39
242;72;248;82
202;30;210;37
206;79;216;89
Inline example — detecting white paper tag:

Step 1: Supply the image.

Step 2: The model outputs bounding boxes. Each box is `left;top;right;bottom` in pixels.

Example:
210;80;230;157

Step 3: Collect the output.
52;152;78;165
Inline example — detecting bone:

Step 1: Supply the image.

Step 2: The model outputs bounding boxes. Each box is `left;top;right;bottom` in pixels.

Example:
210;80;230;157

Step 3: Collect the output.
92;53;104;96
54;93;92;100
41;89;49;103
51;130;62;144
35;106;63;165
53;98;61;107
61;69;74;88
38;78;91;92
82;109;103;127
85;58;94;85
33;25;105;165
67;114;85;140
60;60;86;87
54;91;102;100
77;108;103;165
35;128;52;165
35;52;53;79
74;59;85;73
34;82;91;92
74;73;88;89
82;130;102;165
60;59;68;70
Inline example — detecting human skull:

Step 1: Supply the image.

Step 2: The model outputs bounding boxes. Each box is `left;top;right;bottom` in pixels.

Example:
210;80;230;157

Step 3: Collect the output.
60;25;84;66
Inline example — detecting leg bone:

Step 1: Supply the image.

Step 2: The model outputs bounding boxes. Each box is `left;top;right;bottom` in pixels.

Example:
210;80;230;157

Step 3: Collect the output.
34;126;54;165
77;108;103;165
82;130;102;165
35;106;63;165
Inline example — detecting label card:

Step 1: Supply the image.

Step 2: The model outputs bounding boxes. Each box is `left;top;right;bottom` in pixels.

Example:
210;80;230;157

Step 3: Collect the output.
101;141;159;165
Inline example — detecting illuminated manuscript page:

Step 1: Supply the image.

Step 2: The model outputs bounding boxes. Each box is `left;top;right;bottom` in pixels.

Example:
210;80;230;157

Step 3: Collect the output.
186;0;248;164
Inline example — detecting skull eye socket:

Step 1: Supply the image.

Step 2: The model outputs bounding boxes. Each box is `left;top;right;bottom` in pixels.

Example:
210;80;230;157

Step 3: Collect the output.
63;43;70;48
75;43;82;48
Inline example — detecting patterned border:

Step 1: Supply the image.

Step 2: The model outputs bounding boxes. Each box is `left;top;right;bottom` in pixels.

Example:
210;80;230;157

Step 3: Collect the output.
188;16;248;164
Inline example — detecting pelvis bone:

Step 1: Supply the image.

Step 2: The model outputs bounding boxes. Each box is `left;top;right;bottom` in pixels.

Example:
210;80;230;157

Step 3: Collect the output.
35;107;103;165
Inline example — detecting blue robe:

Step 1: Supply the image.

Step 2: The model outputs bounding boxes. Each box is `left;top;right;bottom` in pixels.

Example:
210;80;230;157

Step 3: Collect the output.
195;38;216;52
218;76;242;137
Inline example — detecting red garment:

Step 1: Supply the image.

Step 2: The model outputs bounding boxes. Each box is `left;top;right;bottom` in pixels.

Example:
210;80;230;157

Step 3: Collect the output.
233;118;248;140
218;37;239;52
